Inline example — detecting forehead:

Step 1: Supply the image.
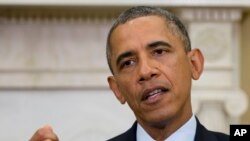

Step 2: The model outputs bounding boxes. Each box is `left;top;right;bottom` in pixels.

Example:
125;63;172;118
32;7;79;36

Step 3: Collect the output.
110;16;170;51
113;15;167;36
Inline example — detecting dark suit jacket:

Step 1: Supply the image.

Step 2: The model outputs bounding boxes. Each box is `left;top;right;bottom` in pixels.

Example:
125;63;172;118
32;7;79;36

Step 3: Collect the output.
107;118;229;141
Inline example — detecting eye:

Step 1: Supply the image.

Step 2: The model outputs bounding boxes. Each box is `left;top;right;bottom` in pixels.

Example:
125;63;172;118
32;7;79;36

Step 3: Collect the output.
120;59;136;69
153;48;167;55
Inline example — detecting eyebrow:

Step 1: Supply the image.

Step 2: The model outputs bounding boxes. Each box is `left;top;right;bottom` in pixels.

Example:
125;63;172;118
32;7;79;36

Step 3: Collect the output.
147;40;172;49
116;50;135;67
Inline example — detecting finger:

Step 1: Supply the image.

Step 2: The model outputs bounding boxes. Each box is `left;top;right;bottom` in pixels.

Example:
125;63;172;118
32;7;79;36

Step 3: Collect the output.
29;125;59;141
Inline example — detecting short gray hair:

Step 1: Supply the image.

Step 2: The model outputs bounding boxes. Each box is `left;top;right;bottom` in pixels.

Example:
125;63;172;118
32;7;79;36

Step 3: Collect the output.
106;6;191;74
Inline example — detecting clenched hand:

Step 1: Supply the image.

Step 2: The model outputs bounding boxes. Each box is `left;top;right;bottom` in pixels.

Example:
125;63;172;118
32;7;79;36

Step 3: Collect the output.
29;125;59;141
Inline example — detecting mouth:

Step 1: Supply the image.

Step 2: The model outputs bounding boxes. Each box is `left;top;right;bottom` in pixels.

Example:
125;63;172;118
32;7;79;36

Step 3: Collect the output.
141;86;169;102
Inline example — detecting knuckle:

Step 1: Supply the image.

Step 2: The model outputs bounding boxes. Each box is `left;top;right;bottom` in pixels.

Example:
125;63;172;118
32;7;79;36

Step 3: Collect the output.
37;128;48;137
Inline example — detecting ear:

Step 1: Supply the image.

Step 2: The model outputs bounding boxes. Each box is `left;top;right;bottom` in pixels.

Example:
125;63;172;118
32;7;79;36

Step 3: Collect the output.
188;49;204;80
107;76;126;104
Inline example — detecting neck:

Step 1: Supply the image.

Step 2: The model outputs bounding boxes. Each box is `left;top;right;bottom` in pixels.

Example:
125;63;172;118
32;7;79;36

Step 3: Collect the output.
138;110;193;141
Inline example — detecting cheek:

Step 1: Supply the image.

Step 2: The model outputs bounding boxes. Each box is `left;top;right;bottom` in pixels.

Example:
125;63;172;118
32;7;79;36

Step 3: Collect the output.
159;56;192;89
116;77;141;107
117;69;139;90
117;78;137;99
172;61;192;99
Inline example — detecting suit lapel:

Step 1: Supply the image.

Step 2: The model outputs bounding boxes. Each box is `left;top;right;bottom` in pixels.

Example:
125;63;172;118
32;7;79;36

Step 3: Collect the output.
194;117;218;141
124;122;137;141
107;122;137;141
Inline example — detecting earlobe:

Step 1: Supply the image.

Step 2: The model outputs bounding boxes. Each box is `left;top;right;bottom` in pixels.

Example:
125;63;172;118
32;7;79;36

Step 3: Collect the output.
107;76;126;104
188;49;204;80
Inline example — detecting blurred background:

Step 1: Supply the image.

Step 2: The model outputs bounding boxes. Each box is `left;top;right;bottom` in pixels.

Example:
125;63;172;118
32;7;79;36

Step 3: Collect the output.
0;0;249;140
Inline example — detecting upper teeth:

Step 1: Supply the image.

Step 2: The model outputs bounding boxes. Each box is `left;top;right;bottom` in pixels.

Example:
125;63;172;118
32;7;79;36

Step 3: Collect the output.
149;89;162;96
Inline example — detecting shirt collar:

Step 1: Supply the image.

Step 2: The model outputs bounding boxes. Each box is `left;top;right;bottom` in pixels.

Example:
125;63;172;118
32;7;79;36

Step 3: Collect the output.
136;115;197;141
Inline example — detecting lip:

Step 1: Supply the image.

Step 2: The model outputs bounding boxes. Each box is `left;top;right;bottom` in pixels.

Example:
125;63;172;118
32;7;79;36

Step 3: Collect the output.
141;86;169;103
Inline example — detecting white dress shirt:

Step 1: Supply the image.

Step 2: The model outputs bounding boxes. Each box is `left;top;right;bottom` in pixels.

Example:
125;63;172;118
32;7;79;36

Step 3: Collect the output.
136;115;197;141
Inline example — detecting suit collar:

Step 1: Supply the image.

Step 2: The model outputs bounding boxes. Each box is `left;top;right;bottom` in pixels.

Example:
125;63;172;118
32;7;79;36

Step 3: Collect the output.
125;121;137;141
136;115;197;141
194;117;218;141
108;116;228;141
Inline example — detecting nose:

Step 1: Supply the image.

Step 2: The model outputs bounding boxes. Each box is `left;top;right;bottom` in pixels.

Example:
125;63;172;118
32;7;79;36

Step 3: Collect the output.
138;58;159;82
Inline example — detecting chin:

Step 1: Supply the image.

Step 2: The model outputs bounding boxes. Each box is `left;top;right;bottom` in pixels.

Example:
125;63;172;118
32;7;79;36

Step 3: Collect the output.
143;112;173;128
136;105;178;126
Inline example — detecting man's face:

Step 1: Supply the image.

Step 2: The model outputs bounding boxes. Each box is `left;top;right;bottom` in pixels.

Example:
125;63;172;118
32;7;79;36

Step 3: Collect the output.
108;16;203;126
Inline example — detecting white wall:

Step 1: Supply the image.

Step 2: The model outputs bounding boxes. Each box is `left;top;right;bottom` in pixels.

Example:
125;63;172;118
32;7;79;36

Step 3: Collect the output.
0;90;135;141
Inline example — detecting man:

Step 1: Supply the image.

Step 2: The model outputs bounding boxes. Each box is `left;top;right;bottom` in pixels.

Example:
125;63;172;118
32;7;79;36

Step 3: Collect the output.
29;6;229;141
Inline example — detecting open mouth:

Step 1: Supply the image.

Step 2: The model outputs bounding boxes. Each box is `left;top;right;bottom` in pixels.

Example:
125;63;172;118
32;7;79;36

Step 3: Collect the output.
142;87;169;101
